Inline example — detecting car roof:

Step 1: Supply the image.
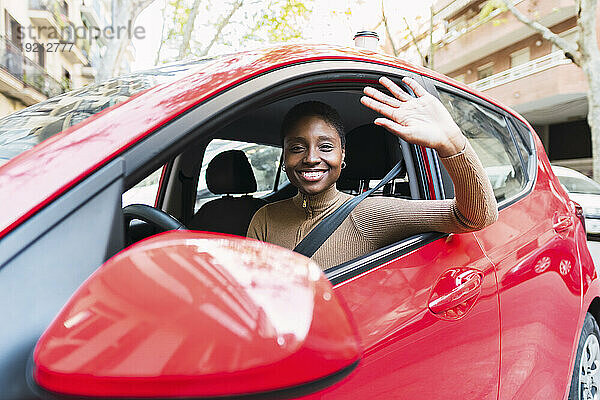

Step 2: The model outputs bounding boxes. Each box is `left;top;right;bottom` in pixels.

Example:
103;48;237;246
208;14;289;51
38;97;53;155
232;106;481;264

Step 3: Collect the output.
0;43;528;239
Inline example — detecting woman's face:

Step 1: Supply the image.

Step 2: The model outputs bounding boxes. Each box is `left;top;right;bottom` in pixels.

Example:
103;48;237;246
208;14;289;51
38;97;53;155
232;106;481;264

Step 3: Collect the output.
283;116;345;196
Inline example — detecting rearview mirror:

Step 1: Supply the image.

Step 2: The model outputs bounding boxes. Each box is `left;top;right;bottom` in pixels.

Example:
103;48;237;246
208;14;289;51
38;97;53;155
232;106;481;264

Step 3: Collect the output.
30;231;360;398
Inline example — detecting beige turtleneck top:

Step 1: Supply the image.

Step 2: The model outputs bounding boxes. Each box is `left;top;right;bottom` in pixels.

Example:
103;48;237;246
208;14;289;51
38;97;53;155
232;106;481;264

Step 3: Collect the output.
247;140;498;270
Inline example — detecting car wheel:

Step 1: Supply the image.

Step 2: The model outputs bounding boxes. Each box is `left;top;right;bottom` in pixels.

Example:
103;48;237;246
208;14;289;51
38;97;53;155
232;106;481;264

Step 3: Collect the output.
569;313;600;400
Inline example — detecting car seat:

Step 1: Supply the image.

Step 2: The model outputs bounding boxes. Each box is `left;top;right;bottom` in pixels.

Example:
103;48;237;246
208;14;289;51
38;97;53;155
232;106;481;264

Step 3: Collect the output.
189;150;267;236
338;124;408;196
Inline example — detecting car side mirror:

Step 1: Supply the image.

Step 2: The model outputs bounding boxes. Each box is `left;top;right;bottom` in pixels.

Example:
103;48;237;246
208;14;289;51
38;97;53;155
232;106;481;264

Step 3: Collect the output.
30;231;360;398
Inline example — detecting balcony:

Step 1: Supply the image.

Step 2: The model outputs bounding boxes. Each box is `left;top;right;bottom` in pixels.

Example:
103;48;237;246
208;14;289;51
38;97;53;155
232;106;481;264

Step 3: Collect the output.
0;36;64;104
81;1;108;29
466;51;587;125
470;51;571;91
434;0;476;21
434;0;576;74
29;0;69;31
61;37;91;65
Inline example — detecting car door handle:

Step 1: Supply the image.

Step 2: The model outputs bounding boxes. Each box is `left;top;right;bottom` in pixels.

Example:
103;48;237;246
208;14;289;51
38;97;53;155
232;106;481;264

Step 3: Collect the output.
428;269;484;315
553;215;573;233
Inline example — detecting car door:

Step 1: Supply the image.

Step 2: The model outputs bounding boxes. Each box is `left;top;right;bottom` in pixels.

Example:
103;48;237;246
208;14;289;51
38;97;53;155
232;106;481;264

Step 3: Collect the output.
120;62;499;400
433;82;582;400
311;232;500;400
294;87;501;398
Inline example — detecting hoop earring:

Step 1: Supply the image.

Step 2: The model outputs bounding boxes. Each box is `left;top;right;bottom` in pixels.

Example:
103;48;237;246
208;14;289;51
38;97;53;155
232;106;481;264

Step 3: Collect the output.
341;161;346;169
282;165;286;172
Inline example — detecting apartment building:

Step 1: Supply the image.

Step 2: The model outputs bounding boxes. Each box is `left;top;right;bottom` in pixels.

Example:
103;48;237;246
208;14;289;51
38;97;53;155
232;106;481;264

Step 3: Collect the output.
389;0;595;176
0;0;111;117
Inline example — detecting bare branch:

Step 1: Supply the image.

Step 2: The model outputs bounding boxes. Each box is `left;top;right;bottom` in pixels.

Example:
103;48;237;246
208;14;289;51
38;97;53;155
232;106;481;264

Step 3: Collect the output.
500;0;581;65
132;0;155;17
155;0;168;65
371;18;383;31
178;0;202;59
381;1;398;56
199;0;244;57
403;17;425;65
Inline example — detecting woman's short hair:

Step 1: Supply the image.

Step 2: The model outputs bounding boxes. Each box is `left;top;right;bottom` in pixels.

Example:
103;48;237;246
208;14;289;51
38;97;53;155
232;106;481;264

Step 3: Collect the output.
281;101;346;147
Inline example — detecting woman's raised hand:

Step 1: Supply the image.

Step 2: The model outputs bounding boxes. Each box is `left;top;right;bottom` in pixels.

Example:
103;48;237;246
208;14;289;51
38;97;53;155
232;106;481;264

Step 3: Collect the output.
360;76;466;157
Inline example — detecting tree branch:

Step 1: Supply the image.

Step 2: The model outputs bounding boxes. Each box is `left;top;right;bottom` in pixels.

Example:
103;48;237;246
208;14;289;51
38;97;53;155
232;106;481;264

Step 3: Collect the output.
380;1;398;56
403;17;425;65
500;0;581;65
199;0;244;57
155;0;168;65
178;0;202;59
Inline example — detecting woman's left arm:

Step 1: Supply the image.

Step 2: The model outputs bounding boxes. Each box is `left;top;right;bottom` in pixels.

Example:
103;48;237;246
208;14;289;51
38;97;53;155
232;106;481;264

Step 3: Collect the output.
360;76;498;233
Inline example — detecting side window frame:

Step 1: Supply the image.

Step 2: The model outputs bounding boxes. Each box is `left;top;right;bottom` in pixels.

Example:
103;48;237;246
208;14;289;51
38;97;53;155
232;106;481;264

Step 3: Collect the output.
425;77;536;209
118;62;447;283
508;116;538;186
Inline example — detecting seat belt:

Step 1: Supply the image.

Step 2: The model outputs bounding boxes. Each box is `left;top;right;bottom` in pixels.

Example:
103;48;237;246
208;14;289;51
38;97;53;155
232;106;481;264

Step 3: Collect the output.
293;160;404;258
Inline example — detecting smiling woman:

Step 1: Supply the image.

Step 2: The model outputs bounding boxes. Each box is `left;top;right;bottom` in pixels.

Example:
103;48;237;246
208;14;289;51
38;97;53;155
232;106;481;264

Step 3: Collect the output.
281;101;346;196
247;77;498;269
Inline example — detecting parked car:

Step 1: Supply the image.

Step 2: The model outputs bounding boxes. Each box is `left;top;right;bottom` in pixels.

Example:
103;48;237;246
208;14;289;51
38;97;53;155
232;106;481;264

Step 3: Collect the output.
552;165;600;239
0;44;596;400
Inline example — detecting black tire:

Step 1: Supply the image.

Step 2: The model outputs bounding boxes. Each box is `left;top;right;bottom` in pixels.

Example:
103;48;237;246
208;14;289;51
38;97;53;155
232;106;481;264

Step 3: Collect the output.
569;312;600;400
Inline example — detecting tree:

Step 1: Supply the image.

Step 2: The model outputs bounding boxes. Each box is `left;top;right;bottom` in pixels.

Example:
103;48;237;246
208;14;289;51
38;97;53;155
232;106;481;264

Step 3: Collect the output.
499;0;600;179
95;0;155;82
178;0;202;59
374;1;436;68
156;0;310;64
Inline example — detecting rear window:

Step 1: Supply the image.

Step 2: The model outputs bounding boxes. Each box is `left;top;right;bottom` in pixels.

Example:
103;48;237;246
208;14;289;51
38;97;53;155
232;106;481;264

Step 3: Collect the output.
0;59;216;167
438;90;527;203
195;139;285;211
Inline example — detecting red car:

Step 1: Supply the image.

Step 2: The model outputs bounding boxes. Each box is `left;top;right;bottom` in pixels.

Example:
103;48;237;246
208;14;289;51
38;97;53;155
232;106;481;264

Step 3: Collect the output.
0;44;596;400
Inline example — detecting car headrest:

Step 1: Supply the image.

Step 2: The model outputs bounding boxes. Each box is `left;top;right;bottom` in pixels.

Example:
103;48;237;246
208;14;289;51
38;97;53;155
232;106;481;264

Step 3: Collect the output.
206;150;257;195
339;124;403;184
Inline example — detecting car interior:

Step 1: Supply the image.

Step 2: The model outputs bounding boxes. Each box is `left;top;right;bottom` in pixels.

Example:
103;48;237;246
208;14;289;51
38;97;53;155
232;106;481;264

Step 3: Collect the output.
123;85;423;267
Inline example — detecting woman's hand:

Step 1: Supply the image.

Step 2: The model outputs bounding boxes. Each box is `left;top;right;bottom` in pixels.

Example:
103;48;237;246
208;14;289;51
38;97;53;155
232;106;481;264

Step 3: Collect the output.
360;76;466;157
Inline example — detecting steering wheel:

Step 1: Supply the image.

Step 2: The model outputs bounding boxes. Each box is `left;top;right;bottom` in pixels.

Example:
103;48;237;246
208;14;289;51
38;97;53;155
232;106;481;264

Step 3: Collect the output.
123;204;187;245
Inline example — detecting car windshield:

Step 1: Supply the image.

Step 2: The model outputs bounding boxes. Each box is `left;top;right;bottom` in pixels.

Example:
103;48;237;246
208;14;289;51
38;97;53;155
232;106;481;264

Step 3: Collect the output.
557;175;600;195
0;58;217;167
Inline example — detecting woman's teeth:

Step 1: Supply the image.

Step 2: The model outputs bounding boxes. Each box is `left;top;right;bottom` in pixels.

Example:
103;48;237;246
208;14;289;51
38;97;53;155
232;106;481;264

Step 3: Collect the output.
301;171;325;181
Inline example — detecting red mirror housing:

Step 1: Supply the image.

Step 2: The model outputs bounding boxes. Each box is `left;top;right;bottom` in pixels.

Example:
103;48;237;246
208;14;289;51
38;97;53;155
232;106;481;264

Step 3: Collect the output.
32;231;360;398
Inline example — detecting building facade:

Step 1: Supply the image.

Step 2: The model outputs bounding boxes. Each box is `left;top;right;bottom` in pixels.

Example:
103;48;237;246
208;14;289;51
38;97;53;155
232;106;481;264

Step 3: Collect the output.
0;0;112;117
389;0;596;176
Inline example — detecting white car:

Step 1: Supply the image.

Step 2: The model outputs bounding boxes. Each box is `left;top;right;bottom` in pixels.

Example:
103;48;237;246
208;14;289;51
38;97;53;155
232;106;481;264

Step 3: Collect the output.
552;165;600;238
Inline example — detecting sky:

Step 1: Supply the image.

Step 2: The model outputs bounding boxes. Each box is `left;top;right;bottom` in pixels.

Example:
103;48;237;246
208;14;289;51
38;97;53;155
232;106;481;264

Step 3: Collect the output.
131;0;435;71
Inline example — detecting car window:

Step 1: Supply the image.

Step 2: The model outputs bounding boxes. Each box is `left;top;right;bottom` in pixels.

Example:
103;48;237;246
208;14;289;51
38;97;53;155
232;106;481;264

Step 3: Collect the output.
438;90;527;203
122;167;163;207
0;59;217;167
509;118;535;177
195;139;283;211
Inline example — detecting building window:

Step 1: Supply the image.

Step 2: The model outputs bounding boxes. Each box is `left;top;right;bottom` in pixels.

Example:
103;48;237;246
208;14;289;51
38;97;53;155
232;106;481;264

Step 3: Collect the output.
477;63;494;80
4;12;23;79
510;47;530;68
36;41;45;68
5;12;22;49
